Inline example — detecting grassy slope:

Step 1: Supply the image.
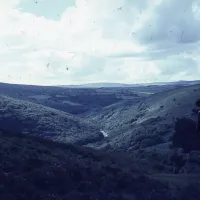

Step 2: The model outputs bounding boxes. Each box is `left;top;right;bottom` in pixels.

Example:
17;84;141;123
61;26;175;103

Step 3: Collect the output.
136;83;200;123
81;100;140;133
83;84;200;151
0;95;103;145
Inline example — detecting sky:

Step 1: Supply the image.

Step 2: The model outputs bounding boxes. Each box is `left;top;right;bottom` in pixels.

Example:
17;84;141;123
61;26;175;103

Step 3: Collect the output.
0;0;200;85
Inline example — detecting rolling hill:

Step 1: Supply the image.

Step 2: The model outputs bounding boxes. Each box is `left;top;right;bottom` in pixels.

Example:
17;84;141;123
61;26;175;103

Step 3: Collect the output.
0;81;189;115
82;84;200;151
0;81;200;199
1;81;200;152
59;80;200;88
0;95;104;145
0;82;121;115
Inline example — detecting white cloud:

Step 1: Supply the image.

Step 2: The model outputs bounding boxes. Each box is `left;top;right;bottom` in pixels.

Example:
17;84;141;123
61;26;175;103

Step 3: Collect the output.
0;0;200;85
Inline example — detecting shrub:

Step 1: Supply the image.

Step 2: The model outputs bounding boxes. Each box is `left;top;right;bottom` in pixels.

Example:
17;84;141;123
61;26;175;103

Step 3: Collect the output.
172;118;200;152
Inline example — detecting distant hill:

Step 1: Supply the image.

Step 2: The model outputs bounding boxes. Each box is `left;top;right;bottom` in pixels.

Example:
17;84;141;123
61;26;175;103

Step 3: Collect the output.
0;81;181;116
0;95;103;145
0;82;121;115
62;82;132;88
59;80;200;88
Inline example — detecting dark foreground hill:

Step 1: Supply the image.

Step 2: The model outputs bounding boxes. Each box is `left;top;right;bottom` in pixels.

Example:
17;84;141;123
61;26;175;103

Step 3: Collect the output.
0;95;103;145
0;128;200;200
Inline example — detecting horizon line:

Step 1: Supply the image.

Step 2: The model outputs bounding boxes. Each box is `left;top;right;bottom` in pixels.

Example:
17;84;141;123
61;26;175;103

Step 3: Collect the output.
0;80;200;87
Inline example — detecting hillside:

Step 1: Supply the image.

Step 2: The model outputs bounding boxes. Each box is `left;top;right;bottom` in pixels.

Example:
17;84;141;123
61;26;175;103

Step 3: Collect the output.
0;82;122;115
0;128;199;200
0;95;103;145
82;84;200;151
0;82;184;115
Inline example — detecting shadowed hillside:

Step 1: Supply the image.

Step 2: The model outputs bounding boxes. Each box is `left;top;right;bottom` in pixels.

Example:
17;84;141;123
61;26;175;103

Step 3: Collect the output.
0;95;103;145
0;128;200;200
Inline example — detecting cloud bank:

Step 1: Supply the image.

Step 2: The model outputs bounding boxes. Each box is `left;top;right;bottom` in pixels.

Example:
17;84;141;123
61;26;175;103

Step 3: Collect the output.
0;0;200;85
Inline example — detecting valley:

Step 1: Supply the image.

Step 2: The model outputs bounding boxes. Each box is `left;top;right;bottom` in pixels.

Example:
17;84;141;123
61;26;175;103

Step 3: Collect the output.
0;80;200;199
